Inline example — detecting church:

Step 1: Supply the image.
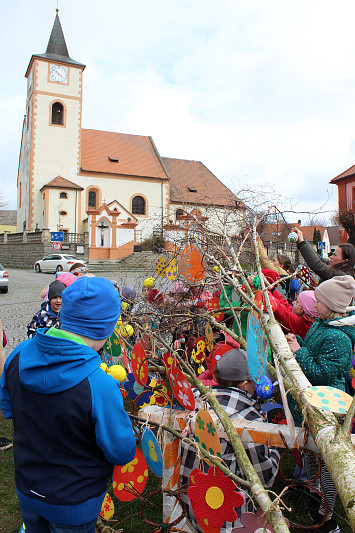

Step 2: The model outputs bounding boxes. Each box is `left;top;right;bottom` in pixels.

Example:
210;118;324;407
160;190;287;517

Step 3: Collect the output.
17;11;244;260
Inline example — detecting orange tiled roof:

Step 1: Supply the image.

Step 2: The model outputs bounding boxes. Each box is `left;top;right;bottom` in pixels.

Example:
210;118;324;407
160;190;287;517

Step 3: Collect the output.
80;129;169;179
261;223;326;243
330;164;355;183
162;157;241;207
40;176;84;190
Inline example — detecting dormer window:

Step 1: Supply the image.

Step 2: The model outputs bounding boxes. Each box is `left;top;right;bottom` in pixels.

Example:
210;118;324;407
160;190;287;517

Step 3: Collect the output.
188;187;197;192
108;156;119;162
60;192;68;199
51;102;64;125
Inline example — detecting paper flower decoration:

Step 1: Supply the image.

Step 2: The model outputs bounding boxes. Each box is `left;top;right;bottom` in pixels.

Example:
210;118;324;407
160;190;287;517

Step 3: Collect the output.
231;509;289;532
100;492;114;520
123;372;146;400
187;467;245;529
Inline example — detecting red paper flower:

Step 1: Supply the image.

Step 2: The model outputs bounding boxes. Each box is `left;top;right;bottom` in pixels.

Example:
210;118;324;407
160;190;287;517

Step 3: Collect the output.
187;467;245;528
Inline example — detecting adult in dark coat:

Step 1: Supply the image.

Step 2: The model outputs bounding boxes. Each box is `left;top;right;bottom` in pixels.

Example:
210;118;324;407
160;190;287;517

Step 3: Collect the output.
292;227;355;282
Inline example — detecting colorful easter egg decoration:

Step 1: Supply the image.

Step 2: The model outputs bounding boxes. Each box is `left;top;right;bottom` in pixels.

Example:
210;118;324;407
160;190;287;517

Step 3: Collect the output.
180;245;205;282
151;379;170;407
155;256;167;277
100;492;115;520
205;322;214;352
113;448;148;501
195;409;222;466
131;342;148;386
298;264;310;284
287;232;298;244
103;329;122;358
253;290;264;313
304;386;353;415
165;257;179;280
114;317;123;333
208;297;225;322
162;351;176;370
255;376;273;399
107;365;127;382
121;324;134;337
187;467;245;529
19;525;26;533
191;337;206;363
141;427;163;477
246;312;266;385
211;344;231;372
168;364;195;411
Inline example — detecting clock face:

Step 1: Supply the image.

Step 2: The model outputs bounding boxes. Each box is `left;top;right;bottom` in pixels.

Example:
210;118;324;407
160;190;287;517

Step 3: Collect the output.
49;64;68;83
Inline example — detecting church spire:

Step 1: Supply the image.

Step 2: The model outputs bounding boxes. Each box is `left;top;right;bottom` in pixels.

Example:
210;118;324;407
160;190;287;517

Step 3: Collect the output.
45;11;69;59
27;10;85;69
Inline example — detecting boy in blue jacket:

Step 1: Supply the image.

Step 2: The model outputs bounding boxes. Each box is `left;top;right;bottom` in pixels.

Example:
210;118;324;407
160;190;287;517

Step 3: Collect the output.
0;277;136;533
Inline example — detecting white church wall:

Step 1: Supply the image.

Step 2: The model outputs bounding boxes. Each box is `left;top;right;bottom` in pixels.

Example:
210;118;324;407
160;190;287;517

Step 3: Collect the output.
76;175;166;240
31;61;82;230
47;188;79;232
117;228;134;247
17;97;32;231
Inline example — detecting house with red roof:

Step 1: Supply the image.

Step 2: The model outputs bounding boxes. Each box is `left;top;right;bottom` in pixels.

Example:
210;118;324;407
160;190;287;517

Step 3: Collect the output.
329;164;355;243
17;13;244;260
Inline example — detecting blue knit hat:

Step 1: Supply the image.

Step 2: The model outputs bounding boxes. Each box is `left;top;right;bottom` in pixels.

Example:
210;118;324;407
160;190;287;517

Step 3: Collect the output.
60;277;121;340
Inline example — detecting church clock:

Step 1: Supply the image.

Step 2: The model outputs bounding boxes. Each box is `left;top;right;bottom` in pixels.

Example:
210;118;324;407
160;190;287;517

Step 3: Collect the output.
49;64;68;83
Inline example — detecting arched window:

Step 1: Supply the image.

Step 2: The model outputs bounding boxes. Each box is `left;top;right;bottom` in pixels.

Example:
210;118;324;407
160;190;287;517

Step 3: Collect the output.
176;209;184;218
132;195;146;215
51;102;64;125
88;190;96;208
59;210;67;216
60;192;68;199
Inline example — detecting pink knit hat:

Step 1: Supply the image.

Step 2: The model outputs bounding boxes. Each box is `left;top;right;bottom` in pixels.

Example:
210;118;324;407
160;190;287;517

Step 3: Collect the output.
170;280;186;294
56;272;77;287
298;290;318;318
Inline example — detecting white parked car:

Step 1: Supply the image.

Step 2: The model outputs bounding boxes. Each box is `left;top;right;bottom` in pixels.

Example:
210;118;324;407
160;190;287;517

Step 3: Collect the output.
0;263;9;293
34;254;87;273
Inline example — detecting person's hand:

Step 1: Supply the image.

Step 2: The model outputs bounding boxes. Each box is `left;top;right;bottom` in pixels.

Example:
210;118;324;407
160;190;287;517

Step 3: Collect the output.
286;333;301;353
247;274;256;285
291;227;304;243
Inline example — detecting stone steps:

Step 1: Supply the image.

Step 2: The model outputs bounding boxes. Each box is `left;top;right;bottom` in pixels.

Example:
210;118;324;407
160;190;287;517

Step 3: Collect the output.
88;251;158;273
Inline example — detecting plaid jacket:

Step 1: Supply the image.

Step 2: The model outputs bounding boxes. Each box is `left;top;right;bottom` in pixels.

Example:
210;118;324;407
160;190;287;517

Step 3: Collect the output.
180;387;280;533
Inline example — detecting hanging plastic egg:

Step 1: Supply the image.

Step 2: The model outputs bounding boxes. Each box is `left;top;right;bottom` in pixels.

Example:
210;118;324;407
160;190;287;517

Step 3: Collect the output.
255;376;274;399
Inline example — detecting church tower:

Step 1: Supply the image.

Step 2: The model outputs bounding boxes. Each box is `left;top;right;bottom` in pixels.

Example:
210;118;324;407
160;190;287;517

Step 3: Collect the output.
17;11;85;231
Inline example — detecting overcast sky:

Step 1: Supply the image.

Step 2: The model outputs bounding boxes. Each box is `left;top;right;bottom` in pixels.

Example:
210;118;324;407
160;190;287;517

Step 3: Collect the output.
2;0;355;223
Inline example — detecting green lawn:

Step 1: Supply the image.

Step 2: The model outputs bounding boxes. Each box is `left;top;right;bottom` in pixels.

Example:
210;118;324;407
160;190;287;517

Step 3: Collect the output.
0;412;351;532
